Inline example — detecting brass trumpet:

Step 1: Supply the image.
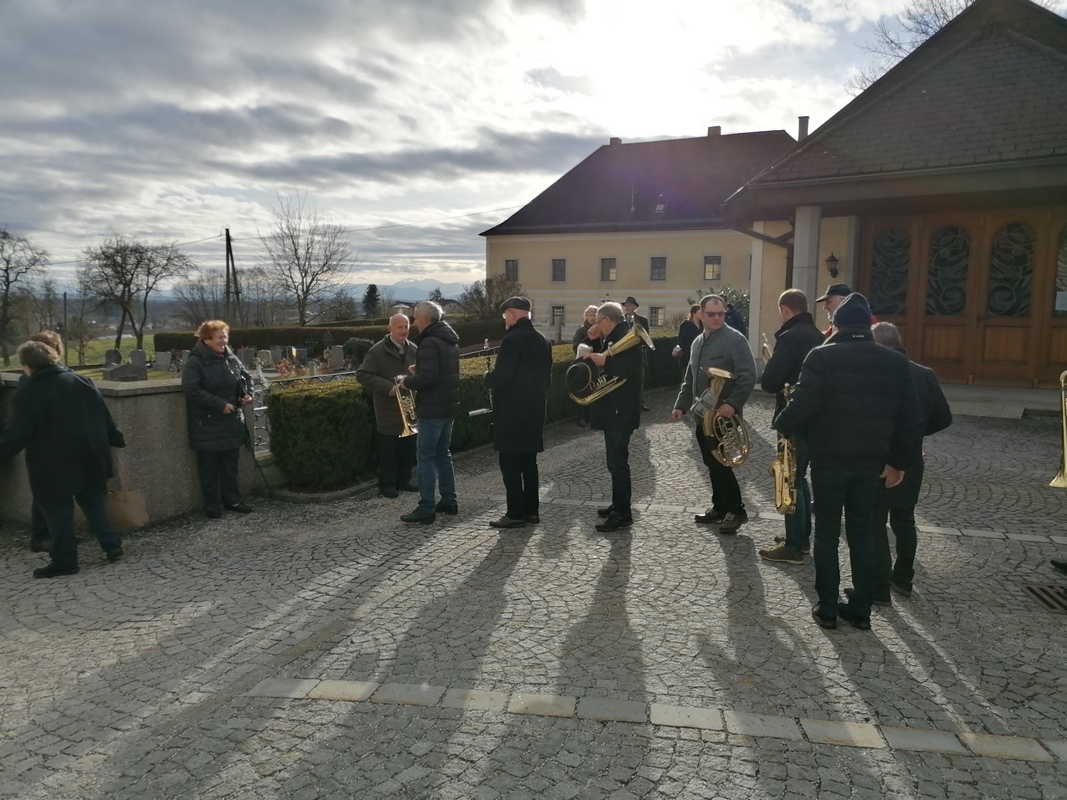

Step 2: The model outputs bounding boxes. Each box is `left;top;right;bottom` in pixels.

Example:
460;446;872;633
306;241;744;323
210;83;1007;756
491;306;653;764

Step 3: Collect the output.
1050;369;1067;489
395;376;418;437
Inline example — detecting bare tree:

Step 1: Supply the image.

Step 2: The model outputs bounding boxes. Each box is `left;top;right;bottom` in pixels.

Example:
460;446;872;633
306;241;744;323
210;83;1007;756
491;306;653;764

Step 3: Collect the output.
64;292;100;366
0;229;48;365
259;193;355;325
172;268;225;328
79;234;194;350
459;274;525;319
322;285;357;321
848;0;1062;92
378;285;398;315
241;266;289;327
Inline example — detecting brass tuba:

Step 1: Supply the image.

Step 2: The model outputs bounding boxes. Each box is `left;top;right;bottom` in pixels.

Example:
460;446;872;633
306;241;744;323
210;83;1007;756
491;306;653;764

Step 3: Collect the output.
1051;370;1067;489
768;384;797;513
697;367;750;467
394;376;418;437
567;322;654;406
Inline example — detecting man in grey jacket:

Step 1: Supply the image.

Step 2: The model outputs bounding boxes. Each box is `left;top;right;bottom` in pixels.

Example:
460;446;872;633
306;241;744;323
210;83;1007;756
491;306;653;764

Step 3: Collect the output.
356;314;418;498
671;294;756;534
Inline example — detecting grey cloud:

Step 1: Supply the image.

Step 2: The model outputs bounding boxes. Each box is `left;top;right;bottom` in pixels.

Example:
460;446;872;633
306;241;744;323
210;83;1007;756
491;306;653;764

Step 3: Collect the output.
526;67;594;95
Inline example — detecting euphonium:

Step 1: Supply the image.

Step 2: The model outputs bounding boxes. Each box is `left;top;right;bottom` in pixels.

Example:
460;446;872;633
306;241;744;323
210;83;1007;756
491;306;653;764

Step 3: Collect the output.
698;367;750;468
394;376;418;437
1050;369;1067;489
566;321;654;406
769;384;797;513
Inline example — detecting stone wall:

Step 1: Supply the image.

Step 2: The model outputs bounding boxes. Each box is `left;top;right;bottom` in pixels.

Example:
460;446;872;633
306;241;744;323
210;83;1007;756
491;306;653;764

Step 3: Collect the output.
0;374;274;528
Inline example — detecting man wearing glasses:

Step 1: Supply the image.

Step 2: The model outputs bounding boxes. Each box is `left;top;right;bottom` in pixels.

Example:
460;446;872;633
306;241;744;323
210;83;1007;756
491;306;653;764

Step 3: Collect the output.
672;294;756;534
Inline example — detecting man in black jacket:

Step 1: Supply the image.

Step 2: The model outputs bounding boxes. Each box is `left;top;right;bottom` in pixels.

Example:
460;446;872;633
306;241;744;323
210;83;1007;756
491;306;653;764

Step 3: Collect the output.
356;314;418;498
587;302;644;532
775;294;923;630
400;301;460;524
622;296;651;412
484;297;553;529
0;340;126;578
870;322;952;601
758;290;826;564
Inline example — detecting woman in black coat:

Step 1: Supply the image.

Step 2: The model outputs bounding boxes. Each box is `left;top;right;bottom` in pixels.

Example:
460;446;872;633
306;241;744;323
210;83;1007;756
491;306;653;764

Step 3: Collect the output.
182;320;253;518
0;340;126;577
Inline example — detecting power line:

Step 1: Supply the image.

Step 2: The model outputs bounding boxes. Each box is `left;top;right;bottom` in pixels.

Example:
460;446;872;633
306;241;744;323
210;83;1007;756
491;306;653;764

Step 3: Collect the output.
45;233;225;266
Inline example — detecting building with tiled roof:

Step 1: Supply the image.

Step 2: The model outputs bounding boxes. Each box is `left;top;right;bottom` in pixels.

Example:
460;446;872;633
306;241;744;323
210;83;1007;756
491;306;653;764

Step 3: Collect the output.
728;0;1067;387
481;128;795;338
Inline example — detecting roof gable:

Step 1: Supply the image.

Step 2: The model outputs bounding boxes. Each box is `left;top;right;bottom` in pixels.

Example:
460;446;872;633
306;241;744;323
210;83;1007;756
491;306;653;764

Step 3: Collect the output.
482;130;795;236
745;0;1067;188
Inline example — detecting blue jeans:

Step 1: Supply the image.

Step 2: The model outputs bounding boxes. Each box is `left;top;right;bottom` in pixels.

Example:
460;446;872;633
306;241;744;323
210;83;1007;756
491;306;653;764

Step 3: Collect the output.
37;486;122;569
783;436;812;552
416;417;456;515
603;429;633;517
811;468;879;620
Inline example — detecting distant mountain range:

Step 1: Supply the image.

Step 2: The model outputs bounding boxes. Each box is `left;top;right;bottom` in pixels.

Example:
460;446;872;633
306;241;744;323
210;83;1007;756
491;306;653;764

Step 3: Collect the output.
344;279;470;301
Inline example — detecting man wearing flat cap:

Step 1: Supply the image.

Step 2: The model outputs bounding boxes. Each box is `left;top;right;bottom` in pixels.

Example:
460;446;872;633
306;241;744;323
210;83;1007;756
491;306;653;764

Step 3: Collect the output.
483;297;553;528
815;283;877;336
622;296;651;412
775;293;922;631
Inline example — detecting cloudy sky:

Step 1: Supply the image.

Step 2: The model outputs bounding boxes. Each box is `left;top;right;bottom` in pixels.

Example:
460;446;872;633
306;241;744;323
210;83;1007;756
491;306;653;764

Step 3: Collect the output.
1;0;913;289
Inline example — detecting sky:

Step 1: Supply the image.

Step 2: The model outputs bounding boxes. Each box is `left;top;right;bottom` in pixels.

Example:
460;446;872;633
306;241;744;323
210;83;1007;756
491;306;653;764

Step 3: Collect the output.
0;0;916;290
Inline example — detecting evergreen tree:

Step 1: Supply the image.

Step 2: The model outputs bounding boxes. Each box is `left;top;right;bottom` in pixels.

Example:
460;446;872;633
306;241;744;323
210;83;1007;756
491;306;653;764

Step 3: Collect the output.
362;283;381;319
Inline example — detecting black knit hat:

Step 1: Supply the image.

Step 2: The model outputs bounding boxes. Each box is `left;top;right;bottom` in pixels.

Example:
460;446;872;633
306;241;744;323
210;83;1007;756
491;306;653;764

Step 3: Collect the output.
832;293;872;329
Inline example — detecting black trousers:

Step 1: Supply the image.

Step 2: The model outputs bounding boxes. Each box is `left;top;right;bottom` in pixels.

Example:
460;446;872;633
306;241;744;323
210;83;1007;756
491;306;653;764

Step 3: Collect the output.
499;451;540;519
196;448;242;510
695;423;744;514
378;432;417;490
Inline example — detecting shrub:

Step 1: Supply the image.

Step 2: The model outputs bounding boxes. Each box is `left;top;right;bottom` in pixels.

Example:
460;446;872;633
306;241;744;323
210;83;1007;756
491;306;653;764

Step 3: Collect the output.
266;379;375;489
342;337;376;364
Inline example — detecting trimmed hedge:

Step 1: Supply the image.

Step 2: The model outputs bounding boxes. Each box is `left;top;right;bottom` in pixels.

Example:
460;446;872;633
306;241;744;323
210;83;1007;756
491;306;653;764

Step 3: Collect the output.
265;333;681;489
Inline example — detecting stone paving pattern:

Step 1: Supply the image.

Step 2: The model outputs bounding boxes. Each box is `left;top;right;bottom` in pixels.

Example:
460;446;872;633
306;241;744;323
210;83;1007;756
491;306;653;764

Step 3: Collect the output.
2;389;1066;798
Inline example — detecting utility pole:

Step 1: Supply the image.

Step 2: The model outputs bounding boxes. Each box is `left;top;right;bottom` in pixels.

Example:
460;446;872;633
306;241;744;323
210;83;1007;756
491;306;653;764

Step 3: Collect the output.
224;228;241;322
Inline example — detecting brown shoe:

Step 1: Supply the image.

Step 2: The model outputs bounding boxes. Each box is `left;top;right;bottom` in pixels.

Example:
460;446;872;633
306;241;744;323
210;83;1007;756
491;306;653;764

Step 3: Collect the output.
694;508;725;524
718;511;748;534
774;535;810;554
489;515;526;529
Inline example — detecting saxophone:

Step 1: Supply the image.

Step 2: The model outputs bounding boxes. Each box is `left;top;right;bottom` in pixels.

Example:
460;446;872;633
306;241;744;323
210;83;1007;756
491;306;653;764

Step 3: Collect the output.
769;384;797;513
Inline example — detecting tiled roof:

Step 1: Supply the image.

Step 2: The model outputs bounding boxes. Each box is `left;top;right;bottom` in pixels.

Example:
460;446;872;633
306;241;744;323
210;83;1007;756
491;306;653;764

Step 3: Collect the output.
748;0;1067;187
482;131;795;236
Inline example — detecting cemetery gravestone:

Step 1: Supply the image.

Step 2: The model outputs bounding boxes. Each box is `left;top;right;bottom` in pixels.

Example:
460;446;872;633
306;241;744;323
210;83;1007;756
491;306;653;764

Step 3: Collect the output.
105;349;122;366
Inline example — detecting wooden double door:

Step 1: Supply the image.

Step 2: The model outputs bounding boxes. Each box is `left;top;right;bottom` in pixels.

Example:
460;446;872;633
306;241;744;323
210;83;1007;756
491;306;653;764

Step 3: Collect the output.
860;208;1067;387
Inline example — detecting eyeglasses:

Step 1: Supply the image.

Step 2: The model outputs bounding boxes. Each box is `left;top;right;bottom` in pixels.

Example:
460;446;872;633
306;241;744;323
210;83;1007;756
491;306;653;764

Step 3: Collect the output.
703;311;725;318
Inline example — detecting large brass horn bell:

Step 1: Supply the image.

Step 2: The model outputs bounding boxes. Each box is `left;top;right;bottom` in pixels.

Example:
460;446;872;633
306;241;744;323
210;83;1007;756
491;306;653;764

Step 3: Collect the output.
566;322;654;406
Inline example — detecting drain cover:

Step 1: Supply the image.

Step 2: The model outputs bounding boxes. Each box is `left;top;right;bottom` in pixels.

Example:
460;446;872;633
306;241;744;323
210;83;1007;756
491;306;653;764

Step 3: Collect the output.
1023;584;1067;614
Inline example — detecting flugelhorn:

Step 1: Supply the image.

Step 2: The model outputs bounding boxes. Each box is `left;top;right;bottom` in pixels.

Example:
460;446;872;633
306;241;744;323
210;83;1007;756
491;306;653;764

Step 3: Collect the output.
1050;369;1067;489
394;376;418;437
567;321;653;406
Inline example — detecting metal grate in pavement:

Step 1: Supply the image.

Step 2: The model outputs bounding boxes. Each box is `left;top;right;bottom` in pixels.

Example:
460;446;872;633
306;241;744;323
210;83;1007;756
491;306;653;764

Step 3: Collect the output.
1023;584;1067;614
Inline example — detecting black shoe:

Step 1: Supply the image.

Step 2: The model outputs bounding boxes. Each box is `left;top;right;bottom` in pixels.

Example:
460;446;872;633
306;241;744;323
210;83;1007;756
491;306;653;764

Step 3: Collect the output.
1052;558;1067;574
596;513;633;533
596;505;614;518
844;587;891;607
837;602;872;630
225;503;253;514
397;483;418;493
206;507;222;519
811;605;837;629
435;501;458;515
525;515;540;524
34;563;80;579
106;548;124;563
694;508;725;524
401;509;436;524
489;515;526;529
641;404;650;412
576;419;588;427
380;487;399;499
890;579;913;597
29;539;52;553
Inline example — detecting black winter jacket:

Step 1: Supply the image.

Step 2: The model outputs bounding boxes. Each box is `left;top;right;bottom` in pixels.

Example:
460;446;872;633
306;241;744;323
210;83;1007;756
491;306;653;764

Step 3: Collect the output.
590;321;644;432
760;312;825;416
182;341;253;452
774;329;923;472
485;318;552;453
0;365;125;501
404;320;460;419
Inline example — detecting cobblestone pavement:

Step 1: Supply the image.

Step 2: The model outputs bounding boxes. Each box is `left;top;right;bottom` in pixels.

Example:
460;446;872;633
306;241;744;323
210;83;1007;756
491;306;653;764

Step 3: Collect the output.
2;389;1066;799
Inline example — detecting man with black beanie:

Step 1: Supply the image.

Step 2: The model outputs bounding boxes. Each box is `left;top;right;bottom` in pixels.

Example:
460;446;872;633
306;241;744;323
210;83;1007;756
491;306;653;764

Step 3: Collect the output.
775;293;923;631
